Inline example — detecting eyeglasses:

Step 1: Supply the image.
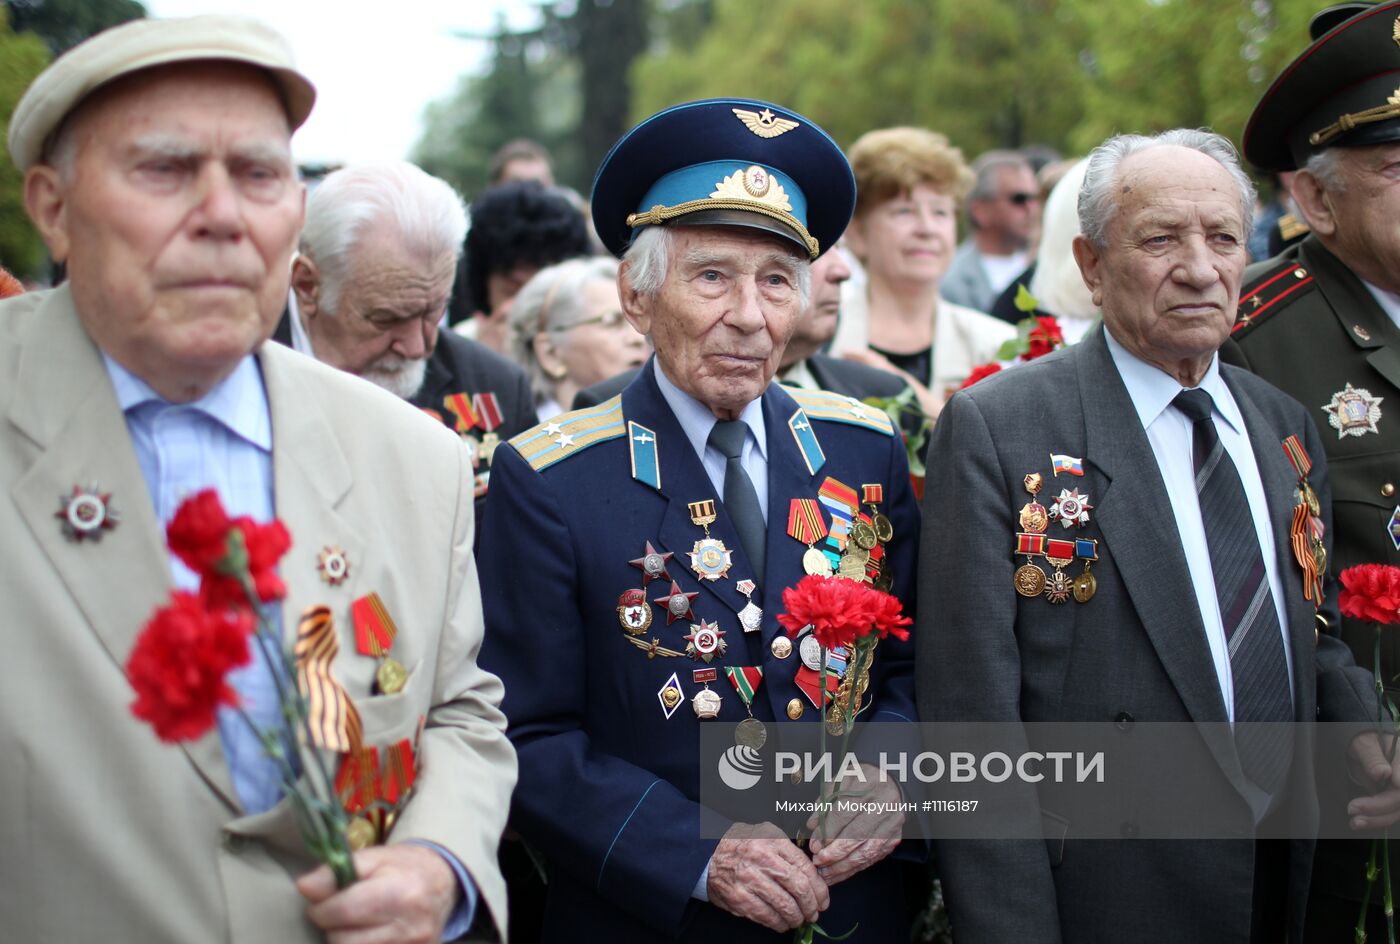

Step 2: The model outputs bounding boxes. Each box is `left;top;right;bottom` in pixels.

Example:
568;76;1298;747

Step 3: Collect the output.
1005;192;1038;206
552;309;628;332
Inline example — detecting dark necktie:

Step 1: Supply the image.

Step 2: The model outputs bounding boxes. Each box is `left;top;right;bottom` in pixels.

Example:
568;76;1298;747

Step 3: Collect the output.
1173;388;1293;793
708;419;765;584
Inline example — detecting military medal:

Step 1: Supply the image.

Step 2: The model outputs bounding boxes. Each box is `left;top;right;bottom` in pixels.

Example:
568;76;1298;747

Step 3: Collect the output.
1389;507;1400;553
472;393;504;465
629;541;674;586
442;393;479;438
770;636;793;659
736;578;763;633
657;672;684;719
794;665;840;710
725;666;767;749
862;484;894;545
351;592;408;694
653;580;698;624
691;667;723;719
684;620;728;662
1282;436;1327;605
1049;488;1093;529
617;588;653;635
1323;384;1383;438
1014;473;1049;596
346;816;377;851
55;484;119;542
318;546;350;586
788;498;832;576
687;499;734;581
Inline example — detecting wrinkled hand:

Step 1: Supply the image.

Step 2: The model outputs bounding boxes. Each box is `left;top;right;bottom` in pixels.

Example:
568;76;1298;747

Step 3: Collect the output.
1347;733;1400;831
839;349;945;421
707;821;830;932
297;843;459;944
805;763;903;887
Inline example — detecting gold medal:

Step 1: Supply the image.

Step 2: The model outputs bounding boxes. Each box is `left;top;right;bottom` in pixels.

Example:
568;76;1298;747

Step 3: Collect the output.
1014;563;1047;597
1072;568;1097;603
787;698;805;720
771;636;793;659
873;513;894;544
804;546;832;576
851;520;878;550
825;706;847;736
376;656;408;694
874;568;893;592
346;816;377;851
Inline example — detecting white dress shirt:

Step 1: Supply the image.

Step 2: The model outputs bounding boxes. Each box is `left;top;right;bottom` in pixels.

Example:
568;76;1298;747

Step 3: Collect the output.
1361;277;1400;331
1104;328;1295;721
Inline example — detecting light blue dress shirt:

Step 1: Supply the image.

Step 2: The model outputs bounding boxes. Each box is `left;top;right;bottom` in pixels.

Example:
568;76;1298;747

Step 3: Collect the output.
1104;328;1295;719
103;352;477;938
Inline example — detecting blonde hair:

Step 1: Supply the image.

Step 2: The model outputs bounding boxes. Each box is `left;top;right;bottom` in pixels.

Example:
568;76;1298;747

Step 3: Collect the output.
848;127;975;216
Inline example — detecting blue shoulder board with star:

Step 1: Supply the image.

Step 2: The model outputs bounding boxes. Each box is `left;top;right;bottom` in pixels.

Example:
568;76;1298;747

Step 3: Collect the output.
786;388;894;436
509;396;626;472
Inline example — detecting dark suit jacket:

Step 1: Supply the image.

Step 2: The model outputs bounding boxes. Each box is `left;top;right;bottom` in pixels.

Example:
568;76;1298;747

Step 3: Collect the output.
479;364;921;942
918;326;1373;943
572;353;909;411
272;311;534;520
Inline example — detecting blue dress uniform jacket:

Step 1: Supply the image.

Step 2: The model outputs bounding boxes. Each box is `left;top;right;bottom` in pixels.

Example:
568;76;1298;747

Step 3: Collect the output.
478;363;920;941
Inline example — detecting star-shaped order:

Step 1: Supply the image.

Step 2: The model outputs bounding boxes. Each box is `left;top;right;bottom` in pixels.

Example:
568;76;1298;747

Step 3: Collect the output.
684;620;727;662
654;580;699;624
629;540;673;586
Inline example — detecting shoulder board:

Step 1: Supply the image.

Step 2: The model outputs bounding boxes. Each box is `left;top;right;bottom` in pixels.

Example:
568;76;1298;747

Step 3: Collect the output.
786;388;894;436
1232;260;1316;338
1277;212;1309;243
508;396;626;472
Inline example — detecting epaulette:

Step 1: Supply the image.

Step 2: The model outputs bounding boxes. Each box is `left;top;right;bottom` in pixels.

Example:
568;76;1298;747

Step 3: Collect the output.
1277;212;1309;243
509;396;626;472
1232;259;1316;337
786;388;894;436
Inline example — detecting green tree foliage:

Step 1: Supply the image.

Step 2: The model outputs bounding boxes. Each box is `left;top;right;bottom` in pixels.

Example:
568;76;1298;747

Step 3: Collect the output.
632;0;1345;164
6;0;145;56
0;7;50;279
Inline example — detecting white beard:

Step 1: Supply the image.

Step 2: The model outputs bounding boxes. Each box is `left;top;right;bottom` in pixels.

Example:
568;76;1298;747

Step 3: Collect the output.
362;355;428;400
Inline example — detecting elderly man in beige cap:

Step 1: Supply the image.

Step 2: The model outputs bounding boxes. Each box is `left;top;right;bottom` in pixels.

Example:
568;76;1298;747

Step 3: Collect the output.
0;15;513;943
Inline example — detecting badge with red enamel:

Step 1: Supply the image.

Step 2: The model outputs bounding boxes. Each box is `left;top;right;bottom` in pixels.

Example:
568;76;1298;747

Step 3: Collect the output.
1049;488;1093;529
653;580;699;625
684;620;727;662
629;541;673;586
55;484;118;541
617;588;653;635
318;546;350;585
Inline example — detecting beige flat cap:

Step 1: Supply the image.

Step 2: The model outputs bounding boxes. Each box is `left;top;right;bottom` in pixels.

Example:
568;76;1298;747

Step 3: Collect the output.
8;14;316;172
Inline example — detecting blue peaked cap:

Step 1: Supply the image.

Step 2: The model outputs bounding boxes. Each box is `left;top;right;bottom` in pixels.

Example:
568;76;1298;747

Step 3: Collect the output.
590;98;855;260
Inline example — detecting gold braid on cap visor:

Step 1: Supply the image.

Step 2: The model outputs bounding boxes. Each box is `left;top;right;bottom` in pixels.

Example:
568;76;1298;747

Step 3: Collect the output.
1310;88;1400;147
626;199;821;260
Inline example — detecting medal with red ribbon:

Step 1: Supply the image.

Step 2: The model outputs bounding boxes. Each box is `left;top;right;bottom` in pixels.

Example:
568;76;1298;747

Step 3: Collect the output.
1282;435;1326;606
351;592;408;694
472;392;504;466
442;393;478;434
334;745;381;850
725;665;768;750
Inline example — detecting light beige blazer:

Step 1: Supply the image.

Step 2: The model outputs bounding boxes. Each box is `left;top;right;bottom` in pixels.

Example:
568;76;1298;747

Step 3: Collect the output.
0;286;515;941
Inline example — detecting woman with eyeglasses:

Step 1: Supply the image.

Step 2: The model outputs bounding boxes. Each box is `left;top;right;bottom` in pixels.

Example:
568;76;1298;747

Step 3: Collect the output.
829;127;1015;422
509;257;651;421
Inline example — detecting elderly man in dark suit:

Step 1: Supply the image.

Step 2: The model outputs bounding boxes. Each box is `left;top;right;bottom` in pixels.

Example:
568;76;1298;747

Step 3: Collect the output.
274;161;534;507
479;98;921;942
919;128;1398;943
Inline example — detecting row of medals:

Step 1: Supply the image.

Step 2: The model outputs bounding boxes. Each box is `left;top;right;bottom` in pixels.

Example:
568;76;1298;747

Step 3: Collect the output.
1013;472;1098;605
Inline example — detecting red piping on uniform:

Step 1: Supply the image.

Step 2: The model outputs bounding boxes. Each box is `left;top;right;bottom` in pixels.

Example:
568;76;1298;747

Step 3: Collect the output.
1232;276;1314;333
1240;264;1301;303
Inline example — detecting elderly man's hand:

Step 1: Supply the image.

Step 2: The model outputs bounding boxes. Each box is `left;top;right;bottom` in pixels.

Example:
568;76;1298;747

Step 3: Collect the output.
297;843;459;944
1347;733;1400;831
707;822;830;932
805;762;903;887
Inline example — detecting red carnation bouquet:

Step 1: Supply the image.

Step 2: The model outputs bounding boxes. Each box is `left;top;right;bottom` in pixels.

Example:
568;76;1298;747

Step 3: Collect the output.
777;574;911;943
1339;563;1400;942
126;489;359;888
961;290;1068;391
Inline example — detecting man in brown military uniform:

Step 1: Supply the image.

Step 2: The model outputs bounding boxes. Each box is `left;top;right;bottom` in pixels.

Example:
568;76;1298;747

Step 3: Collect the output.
1224;2;1400;936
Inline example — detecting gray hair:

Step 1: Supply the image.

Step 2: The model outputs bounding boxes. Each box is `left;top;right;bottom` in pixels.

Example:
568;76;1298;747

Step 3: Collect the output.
620;224;813;309
300;160;467;314
1077;129;1256;249
1304;148;1348;193
510;256;621;404
969;149;1033;201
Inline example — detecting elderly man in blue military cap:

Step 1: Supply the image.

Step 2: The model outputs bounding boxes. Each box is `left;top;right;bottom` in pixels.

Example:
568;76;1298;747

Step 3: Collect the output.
478;100;922;941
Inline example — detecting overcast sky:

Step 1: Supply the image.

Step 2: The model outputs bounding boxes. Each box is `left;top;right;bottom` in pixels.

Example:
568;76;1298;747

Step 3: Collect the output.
145;0;541;165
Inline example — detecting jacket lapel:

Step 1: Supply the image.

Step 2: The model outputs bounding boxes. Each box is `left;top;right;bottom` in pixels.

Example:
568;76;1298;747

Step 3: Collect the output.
8;287;242;811
759;384;823;658
1303;237;1400;392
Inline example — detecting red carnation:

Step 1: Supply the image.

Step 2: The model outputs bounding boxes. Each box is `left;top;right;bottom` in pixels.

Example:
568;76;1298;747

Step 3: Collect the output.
778;574;911;650
128;591;254;742
960;363;1003;390
167;489;234;576
199;518;292;611
1024;316;1065;361
1339;564;1400;626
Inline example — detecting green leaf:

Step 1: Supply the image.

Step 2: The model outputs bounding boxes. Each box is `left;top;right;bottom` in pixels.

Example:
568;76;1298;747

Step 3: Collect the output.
1013;282;1039;313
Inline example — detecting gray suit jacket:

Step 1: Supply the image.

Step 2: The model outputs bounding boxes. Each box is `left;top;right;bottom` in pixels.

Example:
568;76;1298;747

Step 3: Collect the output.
917;326;1372;943
939;239;996;314
0;286;516;941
